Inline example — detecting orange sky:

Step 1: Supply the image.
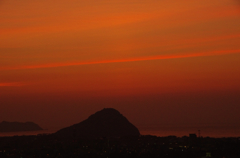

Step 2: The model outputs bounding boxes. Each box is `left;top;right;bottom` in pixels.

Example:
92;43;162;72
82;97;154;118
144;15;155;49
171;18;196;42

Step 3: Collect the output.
0;0;240;131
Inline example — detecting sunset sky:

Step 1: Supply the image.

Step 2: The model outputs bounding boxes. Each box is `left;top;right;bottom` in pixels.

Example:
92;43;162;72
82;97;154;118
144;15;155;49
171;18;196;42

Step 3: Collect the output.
1;0;240;131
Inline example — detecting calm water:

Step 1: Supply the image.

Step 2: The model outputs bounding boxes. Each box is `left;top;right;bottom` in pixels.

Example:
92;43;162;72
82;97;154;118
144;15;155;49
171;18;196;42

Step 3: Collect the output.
0;129;58;137
139;125;240;138
0;125;239;138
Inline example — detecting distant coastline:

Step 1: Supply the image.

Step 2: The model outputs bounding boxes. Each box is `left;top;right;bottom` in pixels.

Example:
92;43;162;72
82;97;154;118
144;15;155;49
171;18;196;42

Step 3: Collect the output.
0;121;43;133
1;125;240;138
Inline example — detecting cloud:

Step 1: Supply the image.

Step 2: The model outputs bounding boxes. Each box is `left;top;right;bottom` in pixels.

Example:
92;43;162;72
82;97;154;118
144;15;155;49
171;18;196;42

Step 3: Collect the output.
1;49;240;71
0;82;26;87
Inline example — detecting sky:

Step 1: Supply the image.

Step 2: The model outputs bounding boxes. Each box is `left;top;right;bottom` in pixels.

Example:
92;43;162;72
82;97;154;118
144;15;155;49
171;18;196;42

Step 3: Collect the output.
1;0;240;131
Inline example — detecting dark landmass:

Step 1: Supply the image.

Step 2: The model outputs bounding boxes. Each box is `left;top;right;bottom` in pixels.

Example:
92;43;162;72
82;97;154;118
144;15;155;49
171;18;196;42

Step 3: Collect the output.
0;134;240;158
0;121;43;132
55;108;140;139
1;109;239;157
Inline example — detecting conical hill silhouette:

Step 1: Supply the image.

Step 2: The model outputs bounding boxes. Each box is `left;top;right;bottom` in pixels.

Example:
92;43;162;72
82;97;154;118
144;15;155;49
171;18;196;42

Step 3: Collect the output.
55;108;140;138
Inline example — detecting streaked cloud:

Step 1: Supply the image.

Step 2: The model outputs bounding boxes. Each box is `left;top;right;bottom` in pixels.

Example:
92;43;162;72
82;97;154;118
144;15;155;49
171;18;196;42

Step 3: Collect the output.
1;49;239;71
0;82;26;87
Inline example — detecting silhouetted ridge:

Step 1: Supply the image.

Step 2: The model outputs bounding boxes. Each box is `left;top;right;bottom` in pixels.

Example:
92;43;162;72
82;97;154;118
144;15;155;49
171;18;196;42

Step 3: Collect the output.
87;108;124;122
0;121;43;132
55;108;140;138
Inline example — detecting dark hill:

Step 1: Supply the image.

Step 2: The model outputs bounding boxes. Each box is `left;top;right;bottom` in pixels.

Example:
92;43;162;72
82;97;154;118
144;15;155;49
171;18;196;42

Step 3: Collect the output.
55;108;140;138
0;121;43;132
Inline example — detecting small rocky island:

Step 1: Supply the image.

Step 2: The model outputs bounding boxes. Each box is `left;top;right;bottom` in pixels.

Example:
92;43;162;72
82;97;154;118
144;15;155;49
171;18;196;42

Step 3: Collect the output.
55;108;140;138
0;121;43;132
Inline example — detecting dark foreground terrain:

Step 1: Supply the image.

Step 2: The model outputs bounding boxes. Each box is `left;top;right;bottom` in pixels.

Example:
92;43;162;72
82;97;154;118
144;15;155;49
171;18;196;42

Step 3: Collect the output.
0;134;240;158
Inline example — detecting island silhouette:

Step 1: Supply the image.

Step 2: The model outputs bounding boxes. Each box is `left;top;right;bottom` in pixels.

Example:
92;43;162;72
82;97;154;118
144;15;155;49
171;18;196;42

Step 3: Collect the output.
55;108;140;138
0;121;43;132
0;108;240;157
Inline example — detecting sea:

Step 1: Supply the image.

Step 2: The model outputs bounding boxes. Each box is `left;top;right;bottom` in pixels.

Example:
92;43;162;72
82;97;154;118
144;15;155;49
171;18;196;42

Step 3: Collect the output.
138;125;240;138
1;125;240;138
